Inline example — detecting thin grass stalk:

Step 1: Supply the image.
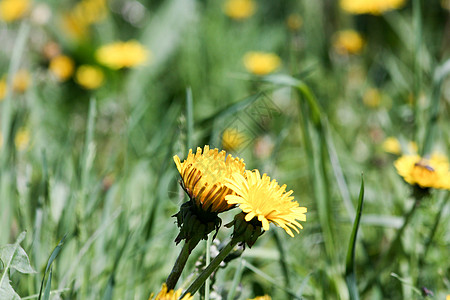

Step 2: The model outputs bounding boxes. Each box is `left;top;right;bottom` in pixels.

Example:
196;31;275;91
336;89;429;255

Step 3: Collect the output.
204;234;212;300
272;230;290;289
226;256;244;300
412;0;423;145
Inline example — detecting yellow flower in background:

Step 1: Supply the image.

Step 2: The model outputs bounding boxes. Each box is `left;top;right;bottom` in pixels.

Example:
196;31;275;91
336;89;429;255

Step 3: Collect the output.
333;30;365;55
340;0;407;15
243;52;281;75
382;137;401;155
15;128;30;151
248;296;272;300
363;88;381;108
0;77;6;100
75;65;104;90
96;40;149;69
223;0;256;20
0;0;30;22
13;69;31;93
222;128;247;152
174;146;246;213
148;283;193;300
394;154;450;190
49;55;75;81
225;169;307;237
286;14;303;31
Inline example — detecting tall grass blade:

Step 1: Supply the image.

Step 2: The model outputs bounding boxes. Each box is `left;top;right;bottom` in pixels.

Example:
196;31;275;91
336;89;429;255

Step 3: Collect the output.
38;235;66;300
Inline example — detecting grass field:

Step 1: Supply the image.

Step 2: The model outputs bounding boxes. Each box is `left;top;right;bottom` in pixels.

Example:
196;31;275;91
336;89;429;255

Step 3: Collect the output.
0;0;449;299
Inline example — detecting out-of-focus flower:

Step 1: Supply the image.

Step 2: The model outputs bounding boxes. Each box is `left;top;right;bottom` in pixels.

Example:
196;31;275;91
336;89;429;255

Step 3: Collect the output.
248;296;272;300
254;135;274;159
0;0;30;22
443;0;450;10
13;70;31;93
394;154;450;190
286;14;302;31
243;52;281;75
75;65;104;90
340;0;407;15
382;137;401;155
15;128;30;151
61;0;107;40
223;0;255;20
333;30;365;55
148;283;193;300
0;77;6;100
49;55;75;81
363;88;381;108
96;40;149;69
225;169;307;237
30;3;51;25
222;128;247;152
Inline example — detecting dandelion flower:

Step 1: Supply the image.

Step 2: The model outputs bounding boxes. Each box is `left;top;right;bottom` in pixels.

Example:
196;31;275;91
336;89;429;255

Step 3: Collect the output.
149;283;193;300
96;40;149;69
15;128;30;151
394;154;450;190
223;0;255;20
286;14;302;31
362;88;381;108
225;169;306;237
0;77;6;101
0;0;30;22
12;70;31;93
333;30;365;55
222;128;247;152
243;52;281;75
174;146;245;213
248;296;272;300
49;55;75;81
340;0;407;15
382;137;401;155
75;65;104;90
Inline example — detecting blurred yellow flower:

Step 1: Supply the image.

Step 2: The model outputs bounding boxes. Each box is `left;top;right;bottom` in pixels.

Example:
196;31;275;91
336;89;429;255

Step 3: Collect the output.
248;296;272;300
225;169;307;237
173;146;246;213
394;154;450;190
382;137;401;155
0;0;30;22
15;128;30;151
286;14;303;31
149;283;193;300
363;88;381;108
49;55;75;81
333;30;365;55
243;52;281;75
340;0;407;15
13;69;31;93
0;77;6;100
222;128;247;151
75;65;104;90
223;0;255;20
96;40;149;69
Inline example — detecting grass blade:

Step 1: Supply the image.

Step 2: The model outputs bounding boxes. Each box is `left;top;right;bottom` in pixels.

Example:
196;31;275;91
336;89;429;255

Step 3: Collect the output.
42;269;52;300
38;235;66;300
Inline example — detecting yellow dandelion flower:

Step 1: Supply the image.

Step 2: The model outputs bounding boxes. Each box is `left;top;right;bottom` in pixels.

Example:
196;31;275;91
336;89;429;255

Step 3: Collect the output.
248;296;272;300
49;55;75;81
382;137;401;155
225;169;307;237
96;40;149;69
243;52;281;76
286;14;303;31
0;0;30;22
15;128;30;151
174;146;246;213
0;76;6;101
222;128;247;152
75;65;104;90
340;0;407;15
13;69;31;93
394;154;450;190
149;283;193;300
223;0;255;20
333;30;365;55
363;88;381;108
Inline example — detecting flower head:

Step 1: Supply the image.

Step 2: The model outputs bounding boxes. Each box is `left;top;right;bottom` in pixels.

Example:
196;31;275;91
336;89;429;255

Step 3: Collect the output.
15;128;30;151
222;128;247;152
225;169;306;237
362;88;381;108
49;55;75;81
174;146;245;213
248;296;272;300
243;52;281;75
149;283;193;300
394;154;450;190
223;0;256;20
96;40;149;69
0;0;30;22
75;65;104;89
333;30;365;55
12;69;31;93
382;137;401;155
340;0;407;15
0;77;6;101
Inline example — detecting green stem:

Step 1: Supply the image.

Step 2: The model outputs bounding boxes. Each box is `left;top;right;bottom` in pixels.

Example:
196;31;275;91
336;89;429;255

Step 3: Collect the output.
166;239;198;290
182;238;239;297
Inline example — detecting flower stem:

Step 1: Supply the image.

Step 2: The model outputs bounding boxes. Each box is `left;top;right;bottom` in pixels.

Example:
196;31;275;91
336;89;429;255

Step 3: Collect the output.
181;238;239;297
166;238;198;290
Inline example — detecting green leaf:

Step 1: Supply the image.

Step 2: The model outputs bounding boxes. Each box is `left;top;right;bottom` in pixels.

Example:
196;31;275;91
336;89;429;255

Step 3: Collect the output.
345;175;365;300
42;269;52;300
0;245;36;275
0;272;20;300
